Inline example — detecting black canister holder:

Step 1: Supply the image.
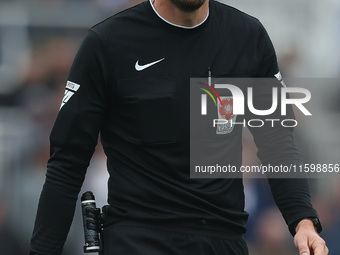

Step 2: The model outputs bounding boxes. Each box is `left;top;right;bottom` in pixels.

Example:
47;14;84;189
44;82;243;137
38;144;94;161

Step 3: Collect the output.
81;191;103;253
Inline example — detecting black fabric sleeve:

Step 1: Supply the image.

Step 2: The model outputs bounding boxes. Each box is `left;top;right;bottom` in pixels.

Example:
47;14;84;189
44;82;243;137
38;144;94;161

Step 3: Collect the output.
30;31;109;255
248;23;319;235
253;21;279;78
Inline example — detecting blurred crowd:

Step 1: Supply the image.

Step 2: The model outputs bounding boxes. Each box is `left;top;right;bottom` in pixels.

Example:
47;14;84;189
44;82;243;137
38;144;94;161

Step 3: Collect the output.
0;0;339;255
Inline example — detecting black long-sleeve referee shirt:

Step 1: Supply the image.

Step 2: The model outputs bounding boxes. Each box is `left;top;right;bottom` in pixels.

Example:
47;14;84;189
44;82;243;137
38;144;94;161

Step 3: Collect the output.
30;1;318;254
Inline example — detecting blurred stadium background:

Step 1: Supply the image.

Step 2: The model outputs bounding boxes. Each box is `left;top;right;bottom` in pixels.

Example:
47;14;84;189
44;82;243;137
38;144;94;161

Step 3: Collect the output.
0;0;339;254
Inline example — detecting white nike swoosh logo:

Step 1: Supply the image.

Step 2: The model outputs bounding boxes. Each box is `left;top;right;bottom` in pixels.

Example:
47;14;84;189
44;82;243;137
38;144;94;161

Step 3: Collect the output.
135;58;165;71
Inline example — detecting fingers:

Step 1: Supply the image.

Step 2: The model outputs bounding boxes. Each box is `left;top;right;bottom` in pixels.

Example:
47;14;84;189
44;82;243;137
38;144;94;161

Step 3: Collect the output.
294;233;329;255
312;238;328;255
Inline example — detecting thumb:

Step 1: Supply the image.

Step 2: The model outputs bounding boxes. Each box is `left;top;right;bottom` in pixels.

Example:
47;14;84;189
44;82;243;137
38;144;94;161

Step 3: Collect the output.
299;245;309;255
295;235;310;255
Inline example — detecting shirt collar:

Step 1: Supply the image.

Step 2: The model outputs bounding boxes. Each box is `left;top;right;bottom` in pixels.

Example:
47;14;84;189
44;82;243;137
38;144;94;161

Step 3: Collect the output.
149;0;210;29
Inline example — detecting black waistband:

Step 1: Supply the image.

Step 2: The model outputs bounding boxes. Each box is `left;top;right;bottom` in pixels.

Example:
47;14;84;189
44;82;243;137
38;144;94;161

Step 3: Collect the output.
102;208;244;239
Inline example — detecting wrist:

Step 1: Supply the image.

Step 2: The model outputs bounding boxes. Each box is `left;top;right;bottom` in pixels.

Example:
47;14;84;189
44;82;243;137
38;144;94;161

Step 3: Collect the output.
296;219;315;233
295;218;322;235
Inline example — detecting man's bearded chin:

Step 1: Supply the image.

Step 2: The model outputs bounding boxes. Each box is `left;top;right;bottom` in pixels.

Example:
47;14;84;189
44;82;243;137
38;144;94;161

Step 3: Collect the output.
170;0;206;12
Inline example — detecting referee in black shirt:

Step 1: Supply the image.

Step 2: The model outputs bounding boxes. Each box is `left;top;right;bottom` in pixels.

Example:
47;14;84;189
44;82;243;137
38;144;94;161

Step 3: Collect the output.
30;0;328;254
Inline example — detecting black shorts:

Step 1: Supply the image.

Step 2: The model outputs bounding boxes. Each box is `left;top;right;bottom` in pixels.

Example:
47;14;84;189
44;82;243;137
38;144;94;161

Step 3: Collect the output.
101;222;249;255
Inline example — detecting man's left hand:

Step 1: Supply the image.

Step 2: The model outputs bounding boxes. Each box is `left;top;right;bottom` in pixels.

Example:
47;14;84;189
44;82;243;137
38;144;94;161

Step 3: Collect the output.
294;219;328;255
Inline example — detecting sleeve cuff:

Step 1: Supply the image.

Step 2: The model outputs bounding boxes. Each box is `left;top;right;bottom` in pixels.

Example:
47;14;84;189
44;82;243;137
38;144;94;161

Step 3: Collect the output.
288;217;322;236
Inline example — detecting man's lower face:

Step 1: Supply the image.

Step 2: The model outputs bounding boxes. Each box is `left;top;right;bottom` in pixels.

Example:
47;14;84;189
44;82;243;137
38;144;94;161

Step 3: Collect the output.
170;0;206;12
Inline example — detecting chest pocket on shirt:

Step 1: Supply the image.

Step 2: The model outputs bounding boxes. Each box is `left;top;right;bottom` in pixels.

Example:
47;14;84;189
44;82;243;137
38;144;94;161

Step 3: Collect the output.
116;77;177;144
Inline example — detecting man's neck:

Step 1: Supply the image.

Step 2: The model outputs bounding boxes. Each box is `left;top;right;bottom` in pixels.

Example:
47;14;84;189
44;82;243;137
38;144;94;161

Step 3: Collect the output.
152;0;209;28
